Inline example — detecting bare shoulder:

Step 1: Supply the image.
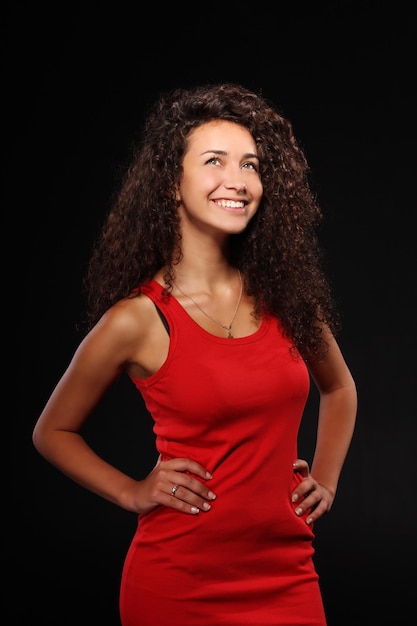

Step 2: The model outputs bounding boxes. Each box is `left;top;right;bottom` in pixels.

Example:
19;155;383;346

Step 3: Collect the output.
89;291;169;378
97;292;158;338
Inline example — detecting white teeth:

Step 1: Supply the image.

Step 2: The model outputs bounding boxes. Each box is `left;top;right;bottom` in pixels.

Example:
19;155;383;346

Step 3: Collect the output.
215;200;245;208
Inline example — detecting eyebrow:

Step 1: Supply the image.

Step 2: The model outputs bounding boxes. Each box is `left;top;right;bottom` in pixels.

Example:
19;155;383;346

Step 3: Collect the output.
200;149;260;160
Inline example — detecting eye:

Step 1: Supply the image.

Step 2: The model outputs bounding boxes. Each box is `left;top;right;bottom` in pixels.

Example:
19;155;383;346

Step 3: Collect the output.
242;161;259;172
205;156;222;166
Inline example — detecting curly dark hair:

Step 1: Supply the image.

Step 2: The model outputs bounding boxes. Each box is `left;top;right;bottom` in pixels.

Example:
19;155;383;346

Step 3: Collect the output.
83;82;341;361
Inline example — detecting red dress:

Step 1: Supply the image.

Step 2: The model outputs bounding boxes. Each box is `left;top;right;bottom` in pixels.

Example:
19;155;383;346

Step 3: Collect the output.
119;280;327;625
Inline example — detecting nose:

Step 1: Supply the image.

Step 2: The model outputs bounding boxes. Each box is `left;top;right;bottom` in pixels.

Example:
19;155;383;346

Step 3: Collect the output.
224;169;247;193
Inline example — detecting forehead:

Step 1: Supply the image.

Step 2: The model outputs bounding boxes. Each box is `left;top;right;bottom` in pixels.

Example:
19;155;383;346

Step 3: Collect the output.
186;120;257;154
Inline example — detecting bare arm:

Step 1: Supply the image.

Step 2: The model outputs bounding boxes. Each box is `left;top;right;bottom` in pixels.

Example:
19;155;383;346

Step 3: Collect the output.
33;298;216;516
292;326;357;523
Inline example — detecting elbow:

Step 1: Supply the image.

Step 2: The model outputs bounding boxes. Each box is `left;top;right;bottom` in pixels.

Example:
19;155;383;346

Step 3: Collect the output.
32;423;42;453
32;421;49;457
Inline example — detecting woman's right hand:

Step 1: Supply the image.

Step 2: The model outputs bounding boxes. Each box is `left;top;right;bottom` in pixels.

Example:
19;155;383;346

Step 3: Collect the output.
134;457;217;515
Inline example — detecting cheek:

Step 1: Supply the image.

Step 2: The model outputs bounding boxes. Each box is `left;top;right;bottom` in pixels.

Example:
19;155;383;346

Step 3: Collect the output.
180;172;219;201
252;178;263;201
176;176;192;202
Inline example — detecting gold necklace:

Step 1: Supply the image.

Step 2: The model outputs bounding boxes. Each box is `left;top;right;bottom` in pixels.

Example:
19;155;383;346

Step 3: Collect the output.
174;270;243;339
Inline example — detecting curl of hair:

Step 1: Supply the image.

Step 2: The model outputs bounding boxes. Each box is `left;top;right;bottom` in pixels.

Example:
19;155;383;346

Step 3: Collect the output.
83;83;340;360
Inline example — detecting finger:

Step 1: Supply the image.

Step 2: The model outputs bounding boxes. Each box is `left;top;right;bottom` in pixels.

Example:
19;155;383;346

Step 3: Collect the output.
169;484;212;513
168;477;216;511
160;457;213;481
159;486;201;515
154;461;216;502
150;458;216;514
169;482;206;510
292;477;317;507
293;459;309;476
170;483;180;497
291;474;317;505
306;499;329;525
294;485;330;523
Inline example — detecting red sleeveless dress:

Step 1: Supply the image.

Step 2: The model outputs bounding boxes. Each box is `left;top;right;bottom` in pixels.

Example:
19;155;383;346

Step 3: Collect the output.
119;280;327;625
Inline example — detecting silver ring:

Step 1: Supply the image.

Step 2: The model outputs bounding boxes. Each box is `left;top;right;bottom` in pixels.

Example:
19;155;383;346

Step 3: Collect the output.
171;484;179;497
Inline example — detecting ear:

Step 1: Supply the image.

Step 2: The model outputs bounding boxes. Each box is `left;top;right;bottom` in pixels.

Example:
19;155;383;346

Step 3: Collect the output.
175;183;181;202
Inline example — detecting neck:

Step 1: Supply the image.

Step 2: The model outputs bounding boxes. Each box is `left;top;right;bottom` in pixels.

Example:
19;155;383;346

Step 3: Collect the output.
173;257;236;288
173;268;243;339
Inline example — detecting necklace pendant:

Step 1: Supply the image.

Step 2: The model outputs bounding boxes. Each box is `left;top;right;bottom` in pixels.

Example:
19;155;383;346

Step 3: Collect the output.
174;269;242;341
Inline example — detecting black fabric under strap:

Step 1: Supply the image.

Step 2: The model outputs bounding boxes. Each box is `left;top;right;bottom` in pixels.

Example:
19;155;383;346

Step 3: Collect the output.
154;304;170;336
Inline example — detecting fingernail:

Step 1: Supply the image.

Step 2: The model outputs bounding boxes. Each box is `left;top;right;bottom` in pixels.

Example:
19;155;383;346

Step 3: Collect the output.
306;517;313;525
203;503;211;510
208;491;216;500
292;494;298;503
191;507;199;514
206;472;213;479
295;507;303;516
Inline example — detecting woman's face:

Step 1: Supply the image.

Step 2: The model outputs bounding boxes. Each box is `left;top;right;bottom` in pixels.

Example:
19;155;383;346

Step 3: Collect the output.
177;120;263;236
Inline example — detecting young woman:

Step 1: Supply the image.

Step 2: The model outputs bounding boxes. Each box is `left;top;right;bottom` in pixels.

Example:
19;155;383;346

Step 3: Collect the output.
33;83;357;625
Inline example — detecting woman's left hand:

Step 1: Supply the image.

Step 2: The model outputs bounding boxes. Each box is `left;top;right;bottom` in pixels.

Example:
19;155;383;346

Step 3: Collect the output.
291;459;334;525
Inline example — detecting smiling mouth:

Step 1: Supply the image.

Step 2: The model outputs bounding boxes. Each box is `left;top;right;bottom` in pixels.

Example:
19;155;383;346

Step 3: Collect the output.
213;200;246;208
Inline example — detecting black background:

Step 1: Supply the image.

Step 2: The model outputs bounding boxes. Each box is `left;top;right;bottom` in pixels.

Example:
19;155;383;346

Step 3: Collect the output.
7;2;416;625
